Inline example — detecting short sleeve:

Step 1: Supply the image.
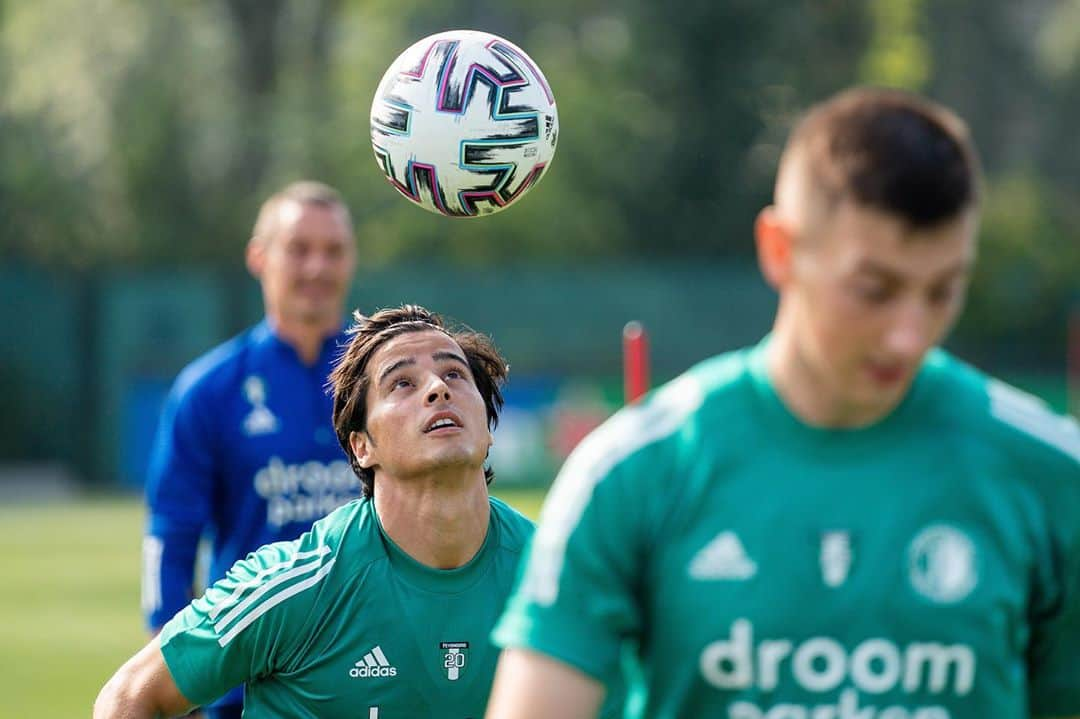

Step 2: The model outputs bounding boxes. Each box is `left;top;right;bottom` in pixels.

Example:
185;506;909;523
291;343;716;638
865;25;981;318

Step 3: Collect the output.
1027;424;1080;717
495;466;644;682
494;388;697;684
159;535;332;706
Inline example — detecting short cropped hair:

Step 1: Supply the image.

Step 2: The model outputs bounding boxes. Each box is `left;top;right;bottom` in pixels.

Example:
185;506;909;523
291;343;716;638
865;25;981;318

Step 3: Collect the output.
329;304;509;498
778;87;981;228
251;180;354;245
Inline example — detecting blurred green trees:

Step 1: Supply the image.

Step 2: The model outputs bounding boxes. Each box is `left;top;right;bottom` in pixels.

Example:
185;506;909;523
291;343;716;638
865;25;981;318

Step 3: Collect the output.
0;0;1076;360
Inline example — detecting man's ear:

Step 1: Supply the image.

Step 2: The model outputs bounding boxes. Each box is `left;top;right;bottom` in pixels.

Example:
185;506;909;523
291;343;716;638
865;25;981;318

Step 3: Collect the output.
245;239;265;280
350;430;377;469
754;206;795;290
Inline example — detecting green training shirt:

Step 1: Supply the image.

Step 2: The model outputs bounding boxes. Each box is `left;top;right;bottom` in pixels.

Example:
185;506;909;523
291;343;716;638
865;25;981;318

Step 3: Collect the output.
160;495;532;718
494;342;1080;719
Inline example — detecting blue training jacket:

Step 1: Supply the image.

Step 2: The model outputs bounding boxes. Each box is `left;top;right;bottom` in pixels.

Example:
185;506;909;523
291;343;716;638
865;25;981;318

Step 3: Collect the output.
142;319;362;709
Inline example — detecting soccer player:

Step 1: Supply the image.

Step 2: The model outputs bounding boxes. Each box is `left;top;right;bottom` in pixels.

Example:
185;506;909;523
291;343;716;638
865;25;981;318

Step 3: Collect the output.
140;181;364;719
486;87;1080;719
96;304;535;718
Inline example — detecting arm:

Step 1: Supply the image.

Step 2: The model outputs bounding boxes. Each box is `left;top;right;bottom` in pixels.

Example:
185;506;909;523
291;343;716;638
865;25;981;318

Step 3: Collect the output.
140;527;336;712
143;380;216;631
485;648;603;719
490;401;674;719
93;636;195;719
1025;416;1080;719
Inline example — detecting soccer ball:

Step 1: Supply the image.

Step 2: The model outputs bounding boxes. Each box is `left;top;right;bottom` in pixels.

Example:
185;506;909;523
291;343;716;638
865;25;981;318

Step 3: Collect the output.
370;30;558;218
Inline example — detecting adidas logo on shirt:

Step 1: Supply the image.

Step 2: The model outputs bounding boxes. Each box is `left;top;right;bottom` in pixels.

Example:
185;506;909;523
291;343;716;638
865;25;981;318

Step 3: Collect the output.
688;531;757;580
349;646;398;678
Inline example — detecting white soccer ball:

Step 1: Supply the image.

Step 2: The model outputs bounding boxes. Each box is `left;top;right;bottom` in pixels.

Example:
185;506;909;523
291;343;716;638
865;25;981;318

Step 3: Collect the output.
370;30;558;218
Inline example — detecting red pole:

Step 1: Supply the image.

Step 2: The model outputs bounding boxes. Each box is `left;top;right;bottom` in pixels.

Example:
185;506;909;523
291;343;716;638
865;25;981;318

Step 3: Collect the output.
1069;309;1080;415
623;321;650;404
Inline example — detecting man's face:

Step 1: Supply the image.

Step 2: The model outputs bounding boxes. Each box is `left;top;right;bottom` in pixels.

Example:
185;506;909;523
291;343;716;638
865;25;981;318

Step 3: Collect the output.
252;199;356;328
785;202;977;422
355;330;493;483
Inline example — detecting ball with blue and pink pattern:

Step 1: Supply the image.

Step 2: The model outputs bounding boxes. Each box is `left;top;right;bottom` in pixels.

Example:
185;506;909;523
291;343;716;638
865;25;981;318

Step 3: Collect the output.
371;30;559;218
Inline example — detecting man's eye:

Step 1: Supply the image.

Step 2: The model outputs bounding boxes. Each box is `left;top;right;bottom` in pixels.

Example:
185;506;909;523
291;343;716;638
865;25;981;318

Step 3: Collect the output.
853;284;891;304
446;370;463;380
392;378;412;390
928;284;959;306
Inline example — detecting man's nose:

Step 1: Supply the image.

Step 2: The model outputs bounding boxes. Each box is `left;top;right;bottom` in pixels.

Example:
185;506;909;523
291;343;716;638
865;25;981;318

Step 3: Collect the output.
424;376;451;404
883;301;934;359
303;249;336;276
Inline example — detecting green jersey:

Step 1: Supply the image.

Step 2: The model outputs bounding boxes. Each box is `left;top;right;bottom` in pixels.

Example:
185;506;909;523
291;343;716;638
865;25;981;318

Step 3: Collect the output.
160;496;533;718
494;343;1080;719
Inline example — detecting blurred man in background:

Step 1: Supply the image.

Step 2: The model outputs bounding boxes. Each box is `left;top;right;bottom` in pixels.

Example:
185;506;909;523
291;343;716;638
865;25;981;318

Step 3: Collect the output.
98;304;535;718
486;87;1080;718
141;180;363;719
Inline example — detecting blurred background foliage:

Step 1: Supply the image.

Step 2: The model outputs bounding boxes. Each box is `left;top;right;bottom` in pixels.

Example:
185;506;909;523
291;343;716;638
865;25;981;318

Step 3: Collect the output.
1;0;1077;355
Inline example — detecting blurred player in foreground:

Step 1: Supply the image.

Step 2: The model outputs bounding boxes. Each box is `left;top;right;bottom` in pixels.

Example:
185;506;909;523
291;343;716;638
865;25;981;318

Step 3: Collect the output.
140;181;363;718
487;87;1080;719
97;304;537;717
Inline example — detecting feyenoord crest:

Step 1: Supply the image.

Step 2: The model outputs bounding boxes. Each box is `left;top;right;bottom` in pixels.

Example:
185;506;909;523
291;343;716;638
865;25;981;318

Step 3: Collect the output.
907;524;978;603
440;641;469;681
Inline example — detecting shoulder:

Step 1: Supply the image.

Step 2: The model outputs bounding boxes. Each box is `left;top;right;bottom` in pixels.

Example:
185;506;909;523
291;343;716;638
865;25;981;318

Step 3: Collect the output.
685;346;757;399
530;352;733;545
216;500;375;614
251;499;368;574
489;496;535;554
983;377;1079;473
560;347;750;483
926;350;1079;477
162;509;350;647
310;499;386;564
231;499;378;577
169;325;263;403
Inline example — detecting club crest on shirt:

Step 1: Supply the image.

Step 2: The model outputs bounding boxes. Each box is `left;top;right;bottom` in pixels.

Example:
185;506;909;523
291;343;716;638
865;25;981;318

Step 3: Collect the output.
819;530;852;587
440;642;469;681
907;524;977;603
242;375;279;436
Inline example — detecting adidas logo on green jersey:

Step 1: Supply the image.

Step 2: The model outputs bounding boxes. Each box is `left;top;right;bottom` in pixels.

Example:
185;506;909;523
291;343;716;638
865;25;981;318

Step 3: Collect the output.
350;646;398;678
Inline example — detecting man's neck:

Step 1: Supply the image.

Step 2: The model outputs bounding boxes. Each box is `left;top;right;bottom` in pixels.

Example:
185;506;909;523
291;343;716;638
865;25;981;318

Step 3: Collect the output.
373;472;491;570
267;314;338;366
766;321;894;429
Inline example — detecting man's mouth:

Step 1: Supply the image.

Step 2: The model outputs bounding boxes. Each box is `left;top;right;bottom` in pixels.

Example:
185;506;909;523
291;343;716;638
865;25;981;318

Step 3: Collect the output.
865;362;905;385
424;414;462;432
297;283;334;296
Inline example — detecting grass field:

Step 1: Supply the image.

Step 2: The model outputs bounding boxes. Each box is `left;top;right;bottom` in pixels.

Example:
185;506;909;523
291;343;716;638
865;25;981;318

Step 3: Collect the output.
0;488;547;718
